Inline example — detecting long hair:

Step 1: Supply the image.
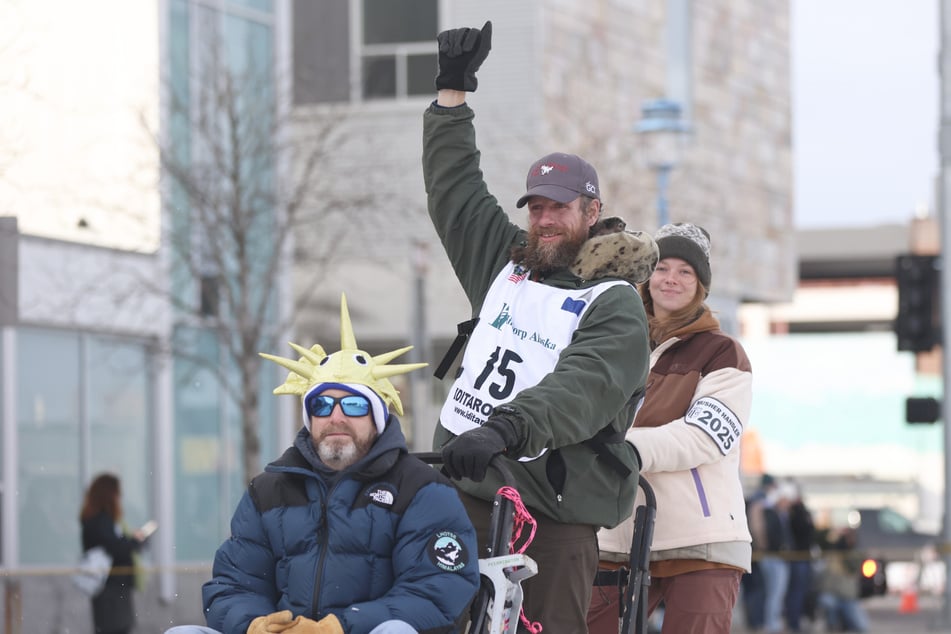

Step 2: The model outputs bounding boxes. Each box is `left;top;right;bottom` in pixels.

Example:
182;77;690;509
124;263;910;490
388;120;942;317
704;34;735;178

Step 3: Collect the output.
639;278;708;346
79;473;122;522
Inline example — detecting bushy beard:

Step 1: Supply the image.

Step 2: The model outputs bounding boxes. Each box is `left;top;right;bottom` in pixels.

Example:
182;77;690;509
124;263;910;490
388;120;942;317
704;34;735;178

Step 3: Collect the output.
315;427;376;470
517;225;590;275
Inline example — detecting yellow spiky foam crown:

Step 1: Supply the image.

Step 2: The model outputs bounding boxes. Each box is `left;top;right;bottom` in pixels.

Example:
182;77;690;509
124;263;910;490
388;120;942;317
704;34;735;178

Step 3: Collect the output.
259;294;427;421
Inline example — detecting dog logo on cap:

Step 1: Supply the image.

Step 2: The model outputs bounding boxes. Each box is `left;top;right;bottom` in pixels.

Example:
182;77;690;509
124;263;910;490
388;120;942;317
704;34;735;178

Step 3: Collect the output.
540;164;554;175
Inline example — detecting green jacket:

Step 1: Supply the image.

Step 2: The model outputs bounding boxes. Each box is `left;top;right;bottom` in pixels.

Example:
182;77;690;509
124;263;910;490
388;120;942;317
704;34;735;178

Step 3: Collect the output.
422;103;653;528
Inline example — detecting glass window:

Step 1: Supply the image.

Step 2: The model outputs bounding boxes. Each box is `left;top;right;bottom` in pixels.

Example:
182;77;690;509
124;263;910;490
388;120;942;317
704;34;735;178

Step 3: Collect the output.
169;1;282;562
225;13;273;81
360;0;437;100
16;329;153;566
17;329;81;565
172;324;282;561
362;55;396;99
292;0;436;103
173;327;225;560
407;53;437;96
87;336;151;530
229;0;272;11
363;0;436;44
258;363;281;465
878;508;912;534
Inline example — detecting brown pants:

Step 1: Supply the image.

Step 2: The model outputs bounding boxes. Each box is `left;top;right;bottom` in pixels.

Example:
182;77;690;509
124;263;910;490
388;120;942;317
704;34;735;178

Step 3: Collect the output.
587;573;627;634
587;567;742;634
458;489;599;633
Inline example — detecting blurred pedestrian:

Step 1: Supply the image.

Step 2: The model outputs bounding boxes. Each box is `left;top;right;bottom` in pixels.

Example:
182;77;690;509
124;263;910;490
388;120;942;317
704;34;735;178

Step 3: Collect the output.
165;295;479;634
784;481;816;631
79;473;149;634
591;223;753;634
761;479;796;633
742;473;777;631
816;527;869;632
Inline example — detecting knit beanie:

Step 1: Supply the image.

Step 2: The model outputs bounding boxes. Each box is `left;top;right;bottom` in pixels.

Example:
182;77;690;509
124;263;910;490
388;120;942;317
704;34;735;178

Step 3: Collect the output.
654;222;712;291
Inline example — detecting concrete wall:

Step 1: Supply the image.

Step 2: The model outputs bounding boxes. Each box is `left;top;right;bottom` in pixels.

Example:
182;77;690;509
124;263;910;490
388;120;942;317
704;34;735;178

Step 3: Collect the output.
18;235;168;336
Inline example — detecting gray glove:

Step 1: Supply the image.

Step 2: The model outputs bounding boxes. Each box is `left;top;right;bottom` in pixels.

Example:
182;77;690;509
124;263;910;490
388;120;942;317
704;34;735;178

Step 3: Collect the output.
435;20;493;92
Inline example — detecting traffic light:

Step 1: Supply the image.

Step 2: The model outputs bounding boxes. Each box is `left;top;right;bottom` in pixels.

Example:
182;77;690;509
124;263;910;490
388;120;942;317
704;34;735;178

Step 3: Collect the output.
894;254;940;352
905;396;941;424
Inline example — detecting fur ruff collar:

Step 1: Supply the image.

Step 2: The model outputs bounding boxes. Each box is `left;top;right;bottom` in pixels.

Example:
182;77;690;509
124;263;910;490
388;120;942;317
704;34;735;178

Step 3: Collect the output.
570;217;659;285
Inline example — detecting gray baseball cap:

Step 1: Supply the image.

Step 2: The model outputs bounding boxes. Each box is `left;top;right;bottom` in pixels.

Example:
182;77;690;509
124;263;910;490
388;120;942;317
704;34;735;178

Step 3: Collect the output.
515;152;600;208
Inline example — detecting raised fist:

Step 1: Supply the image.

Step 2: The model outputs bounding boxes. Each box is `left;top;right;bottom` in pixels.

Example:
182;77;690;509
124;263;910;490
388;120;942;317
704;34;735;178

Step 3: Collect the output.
435;20;493;92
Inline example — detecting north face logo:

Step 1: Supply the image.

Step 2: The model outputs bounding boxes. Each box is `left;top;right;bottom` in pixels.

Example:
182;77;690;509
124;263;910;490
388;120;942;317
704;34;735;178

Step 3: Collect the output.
369;489;394;505
365;484;397;508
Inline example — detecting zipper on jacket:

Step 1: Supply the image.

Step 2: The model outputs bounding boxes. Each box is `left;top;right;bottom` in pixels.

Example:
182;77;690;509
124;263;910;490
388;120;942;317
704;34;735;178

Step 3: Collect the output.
311;500;328;619
311;478;339;621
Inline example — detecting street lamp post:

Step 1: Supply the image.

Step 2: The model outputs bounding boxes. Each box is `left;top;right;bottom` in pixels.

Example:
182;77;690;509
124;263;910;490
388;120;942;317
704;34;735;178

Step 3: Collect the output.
937;0;951;626
635;98;690;228
653;163;674;228
409;240;433;452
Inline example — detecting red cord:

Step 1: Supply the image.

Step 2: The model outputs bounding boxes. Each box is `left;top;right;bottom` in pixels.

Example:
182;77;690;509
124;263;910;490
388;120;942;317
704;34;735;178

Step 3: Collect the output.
498;486;543;633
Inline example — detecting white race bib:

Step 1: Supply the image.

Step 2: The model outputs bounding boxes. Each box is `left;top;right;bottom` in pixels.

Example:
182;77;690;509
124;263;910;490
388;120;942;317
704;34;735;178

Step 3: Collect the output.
440;262;631;460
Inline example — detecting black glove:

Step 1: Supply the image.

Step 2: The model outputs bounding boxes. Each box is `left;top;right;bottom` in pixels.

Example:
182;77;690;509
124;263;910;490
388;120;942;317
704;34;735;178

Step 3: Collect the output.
442;411;522;482
435;20;493;92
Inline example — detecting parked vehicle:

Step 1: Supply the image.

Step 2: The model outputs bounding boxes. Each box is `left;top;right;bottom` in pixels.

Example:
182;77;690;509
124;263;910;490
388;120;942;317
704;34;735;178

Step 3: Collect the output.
846;507;937;561
843;506;937;598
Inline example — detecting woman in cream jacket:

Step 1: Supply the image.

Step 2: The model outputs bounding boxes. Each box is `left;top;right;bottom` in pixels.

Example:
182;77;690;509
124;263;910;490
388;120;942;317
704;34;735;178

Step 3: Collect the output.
588;223;753;634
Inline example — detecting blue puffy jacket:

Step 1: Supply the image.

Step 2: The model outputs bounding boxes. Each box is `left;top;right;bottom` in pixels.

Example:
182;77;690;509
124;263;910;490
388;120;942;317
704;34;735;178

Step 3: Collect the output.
202;419;480;634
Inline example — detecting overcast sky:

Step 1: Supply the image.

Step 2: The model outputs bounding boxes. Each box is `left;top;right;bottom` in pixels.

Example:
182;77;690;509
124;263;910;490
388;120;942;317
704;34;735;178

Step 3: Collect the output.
792;0;939;229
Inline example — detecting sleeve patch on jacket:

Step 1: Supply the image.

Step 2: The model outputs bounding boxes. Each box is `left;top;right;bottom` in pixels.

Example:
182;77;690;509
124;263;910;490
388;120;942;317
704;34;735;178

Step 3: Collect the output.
427;531;469;572
685;396;742;455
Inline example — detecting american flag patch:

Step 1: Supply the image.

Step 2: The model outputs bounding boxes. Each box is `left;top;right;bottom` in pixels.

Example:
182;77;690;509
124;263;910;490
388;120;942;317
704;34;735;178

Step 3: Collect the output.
508;267;528;283
561;298;587;315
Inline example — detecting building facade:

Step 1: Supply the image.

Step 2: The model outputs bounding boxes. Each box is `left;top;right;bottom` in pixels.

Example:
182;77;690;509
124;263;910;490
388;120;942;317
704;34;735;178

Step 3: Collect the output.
288;0;795;447
291;0;795;327
0;1;289;631
0;1;793;630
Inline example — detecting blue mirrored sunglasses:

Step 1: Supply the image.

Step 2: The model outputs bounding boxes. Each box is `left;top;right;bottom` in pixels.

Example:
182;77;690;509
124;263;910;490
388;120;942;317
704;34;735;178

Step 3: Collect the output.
306;394;371;418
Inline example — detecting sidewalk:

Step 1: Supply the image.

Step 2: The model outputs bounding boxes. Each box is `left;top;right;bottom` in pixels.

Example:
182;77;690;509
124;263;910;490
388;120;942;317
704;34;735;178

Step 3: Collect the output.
863;593;949;633
731;593;951;633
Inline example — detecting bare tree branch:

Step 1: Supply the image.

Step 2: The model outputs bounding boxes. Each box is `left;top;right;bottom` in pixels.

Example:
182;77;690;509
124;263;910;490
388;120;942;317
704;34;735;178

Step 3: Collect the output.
129;38;391;485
